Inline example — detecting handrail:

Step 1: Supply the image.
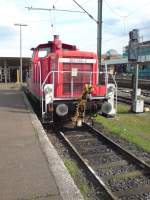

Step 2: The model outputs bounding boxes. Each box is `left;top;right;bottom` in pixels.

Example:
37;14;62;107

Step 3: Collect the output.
41;70;111;90
37;61;42;100
40;70;117;116
104;61;108;95
111;74;118;114
41;71;53;115
104;60;118;114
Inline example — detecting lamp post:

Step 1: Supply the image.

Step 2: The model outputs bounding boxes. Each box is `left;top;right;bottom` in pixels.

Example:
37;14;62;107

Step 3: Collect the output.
14;23;27;83
97;0;103;83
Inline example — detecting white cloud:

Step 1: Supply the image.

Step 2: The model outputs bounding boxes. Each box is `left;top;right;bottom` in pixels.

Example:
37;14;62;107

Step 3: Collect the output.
0;0;150;57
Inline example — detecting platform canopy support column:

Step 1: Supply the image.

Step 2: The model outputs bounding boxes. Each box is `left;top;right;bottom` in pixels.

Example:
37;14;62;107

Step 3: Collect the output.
4;60;7;83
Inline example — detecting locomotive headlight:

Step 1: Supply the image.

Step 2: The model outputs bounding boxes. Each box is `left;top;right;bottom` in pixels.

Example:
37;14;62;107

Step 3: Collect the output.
44;84;54;104
107;84;115;98
101;102;112;114
56;104;68;116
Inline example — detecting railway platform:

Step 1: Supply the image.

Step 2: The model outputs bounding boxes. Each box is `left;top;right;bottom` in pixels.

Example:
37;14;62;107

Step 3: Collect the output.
0;84;83;200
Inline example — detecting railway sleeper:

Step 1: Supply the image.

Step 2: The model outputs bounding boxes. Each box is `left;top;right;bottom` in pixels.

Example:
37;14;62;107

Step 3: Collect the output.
115;184;150;199
103;169;149;181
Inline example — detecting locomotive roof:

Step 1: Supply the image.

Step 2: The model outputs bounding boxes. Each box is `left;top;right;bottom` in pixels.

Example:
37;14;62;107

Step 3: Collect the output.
33;41;77;51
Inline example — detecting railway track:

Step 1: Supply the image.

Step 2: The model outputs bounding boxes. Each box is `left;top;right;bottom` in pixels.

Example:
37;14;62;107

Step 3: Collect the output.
117;88;150;106
26;89;150;199
57;123;150;200
117;96;150;106
110;77;150;90
118;87;150;98
117;96;131;105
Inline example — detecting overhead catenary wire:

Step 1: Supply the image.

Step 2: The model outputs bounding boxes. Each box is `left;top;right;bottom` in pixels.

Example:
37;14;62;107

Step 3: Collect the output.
53;0;59;5
72;0;98;23
104;0;150;34
103;0;123;18
49;6;54;35
104;0;150;19
25;1;150;54
103;23;150;44
103;0;129;33
25;3;98;34
81;0;93;6
26;6;85;13
52;4;57;34
25;5;86;35
103;0;150;42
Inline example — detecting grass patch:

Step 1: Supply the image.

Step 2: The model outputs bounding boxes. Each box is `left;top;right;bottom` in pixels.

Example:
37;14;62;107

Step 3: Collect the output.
64;158;91;200
96;103;150;152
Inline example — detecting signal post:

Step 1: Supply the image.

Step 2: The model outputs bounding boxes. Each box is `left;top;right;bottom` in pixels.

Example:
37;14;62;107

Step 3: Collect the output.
128;29;144;113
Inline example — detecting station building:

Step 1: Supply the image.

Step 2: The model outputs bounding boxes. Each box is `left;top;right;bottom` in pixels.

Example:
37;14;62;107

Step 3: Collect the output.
123;40;150;79
0;57;31;83
102;40;150;79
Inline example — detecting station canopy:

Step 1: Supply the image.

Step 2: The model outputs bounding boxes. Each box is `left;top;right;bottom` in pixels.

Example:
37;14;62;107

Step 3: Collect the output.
0;56;31;67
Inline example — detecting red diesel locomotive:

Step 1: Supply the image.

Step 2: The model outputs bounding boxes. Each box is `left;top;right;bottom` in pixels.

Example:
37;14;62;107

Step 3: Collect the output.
27;35;116;125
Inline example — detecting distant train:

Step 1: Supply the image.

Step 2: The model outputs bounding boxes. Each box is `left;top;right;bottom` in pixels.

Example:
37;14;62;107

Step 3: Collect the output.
27;35;116;125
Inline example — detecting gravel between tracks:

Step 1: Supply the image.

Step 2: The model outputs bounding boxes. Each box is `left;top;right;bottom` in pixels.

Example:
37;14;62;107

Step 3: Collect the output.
45;121;150;200
46;128;102;200
93;121;150;165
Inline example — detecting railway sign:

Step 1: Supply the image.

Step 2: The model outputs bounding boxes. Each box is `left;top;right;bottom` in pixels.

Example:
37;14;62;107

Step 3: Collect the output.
128;29;139;61
71;68;78;76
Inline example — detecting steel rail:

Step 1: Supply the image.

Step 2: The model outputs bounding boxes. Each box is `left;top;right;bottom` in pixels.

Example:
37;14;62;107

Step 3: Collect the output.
117;95;150;105
117;95;131;104
55;123;150;199
84;123;150;171
58;130;118;200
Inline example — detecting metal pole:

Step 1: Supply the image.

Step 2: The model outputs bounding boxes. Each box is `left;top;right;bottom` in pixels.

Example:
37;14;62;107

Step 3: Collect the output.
134;63;139;101
20;25;22;83
97;0;103;73
4;60;7;83
14;23;27;83
131;63;139;112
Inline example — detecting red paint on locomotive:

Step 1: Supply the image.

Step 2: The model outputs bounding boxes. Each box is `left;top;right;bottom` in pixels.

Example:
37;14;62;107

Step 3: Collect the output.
27;35;111;123
28;35;106;99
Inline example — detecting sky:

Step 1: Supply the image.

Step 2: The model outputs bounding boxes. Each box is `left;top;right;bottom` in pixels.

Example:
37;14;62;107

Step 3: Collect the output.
0;0;150;57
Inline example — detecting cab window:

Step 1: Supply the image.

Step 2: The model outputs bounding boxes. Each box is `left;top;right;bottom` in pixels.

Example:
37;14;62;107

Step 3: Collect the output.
38;47;51;58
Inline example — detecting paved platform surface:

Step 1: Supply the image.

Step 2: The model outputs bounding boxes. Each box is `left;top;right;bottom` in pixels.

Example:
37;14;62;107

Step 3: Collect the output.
0;87;83;200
